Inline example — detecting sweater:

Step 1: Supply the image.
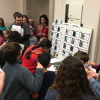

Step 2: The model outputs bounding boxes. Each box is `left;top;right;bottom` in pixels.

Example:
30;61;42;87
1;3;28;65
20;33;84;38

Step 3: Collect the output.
10;22;30;48
3;60;43;100
21;45;43;74
44;89;94;100
36;25;48;41
38;71;56;100
0;26;7;31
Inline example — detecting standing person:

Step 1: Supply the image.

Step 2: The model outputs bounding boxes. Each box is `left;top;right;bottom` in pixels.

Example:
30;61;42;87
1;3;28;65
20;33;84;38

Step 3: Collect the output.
10;12;30;48
44;56;94;100
36;14;49;41
0;42;44;100
23;15;29;24
21;39;52;74
0;18;7;31
29;19;37;36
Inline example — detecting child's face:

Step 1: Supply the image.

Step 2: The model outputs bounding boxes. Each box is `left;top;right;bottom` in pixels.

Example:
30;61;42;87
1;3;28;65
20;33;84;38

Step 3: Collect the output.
3;31;9;39
41;18;46;25
29;21;34;26
23;18;27;23
30;29;33;37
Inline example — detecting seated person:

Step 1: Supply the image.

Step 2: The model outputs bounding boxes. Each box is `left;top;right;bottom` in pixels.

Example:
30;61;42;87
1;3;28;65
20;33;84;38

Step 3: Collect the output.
37;53;56;100
0;42;44;100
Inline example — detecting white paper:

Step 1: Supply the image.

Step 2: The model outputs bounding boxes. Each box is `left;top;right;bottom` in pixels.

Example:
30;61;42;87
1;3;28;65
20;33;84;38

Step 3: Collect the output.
67;37;71;43
55;39;61;45
60;27;63;33
54;26;58;31
50;58;61;63
68;30;73;36
74;39;79;45
73;47;78;53
47;65;56;72
84;34;90;41
83;42;88;48
76;31;80;38
66;44;70;50
52;38;55;44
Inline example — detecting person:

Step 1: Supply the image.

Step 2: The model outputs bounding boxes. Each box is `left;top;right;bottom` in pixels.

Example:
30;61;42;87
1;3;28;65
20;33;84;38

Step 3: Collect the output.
10;12;30;48
74;51;96;72
36;14;49;41
21;39;52;74
0;18;7;31
0;30;4;46
38;37;47;44
44;56;94;100
23;15;29;24
29;19;37;36
37;53;56;100
0;42;44;100
13;12;20;19
29;27;38;45
3;30;9;42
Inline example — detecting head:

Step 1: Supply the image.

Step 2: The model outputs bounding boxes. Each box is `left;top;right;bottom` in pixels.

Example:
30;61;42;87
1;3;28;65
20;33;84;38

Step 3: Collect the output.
0;42;22;64
38;53;51;68
13;12;20;19
23;15;29;24
74;51;89;64
8;31;21;43
30;28;34;37
29;19;34;26
50;56;93;100
0;18;5;27
15;13;23;26
0;30;3;37
38;37;47;44
3;30;9;39
39;14;48;25
25;39;52;59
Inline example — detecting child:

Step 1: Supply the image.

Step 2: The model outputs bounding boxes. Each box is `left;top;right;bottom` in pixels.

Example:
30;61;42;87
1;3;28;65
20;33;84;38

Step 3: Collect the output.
0;42;44;100
44;56;94;100
29;19;37;36
74;51;96;72
3;30;9;42
30;28;38;45
0;30;4;46
37;53;56;100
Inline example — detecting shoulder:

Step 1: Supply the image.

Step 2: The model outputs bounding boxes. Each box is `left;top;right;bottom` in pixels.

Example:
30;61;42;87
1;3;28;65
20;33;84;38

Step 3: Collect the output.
82;94;94;100
22;22;30;28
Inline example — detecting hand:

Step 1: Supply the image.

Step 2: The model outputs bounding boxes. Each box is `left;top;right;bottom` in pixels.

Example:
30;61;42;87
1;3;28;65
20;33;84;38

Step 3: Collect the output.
88;73;99;80
2;42;7;46
42;33;45;36
88;61;95;67
0;70;5;82
36;62;43;69
86;67;95;75
38;33;42;36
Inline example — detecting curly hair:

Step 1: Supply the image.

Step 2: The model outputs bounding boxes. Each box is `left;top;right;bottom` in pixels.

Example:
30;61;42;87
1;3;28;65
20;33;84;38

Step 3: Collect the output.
39;14;49;25
50;56;93;100
0;18;5;27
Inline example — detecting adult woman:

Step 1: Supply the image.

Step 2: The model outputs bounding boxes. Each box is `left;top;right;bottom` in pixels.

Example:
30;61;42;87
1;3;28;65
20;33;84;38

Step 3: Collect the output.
44;56;94;100
21;39;52;74
23;15;29;24
36;14;49;41
0;18;7;31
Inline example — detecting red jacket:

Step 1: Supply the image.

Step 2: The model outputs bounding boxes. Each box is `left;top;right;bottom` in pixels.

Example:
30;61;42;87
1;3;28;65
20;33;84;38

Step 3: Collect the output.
36;25;48;41
21;45;43;74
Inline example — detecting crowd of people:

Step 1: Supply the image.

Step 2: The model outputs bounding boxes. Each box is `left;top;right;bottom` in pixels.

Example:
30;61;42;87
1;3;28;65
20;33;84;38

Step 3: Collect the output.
0;12;100;100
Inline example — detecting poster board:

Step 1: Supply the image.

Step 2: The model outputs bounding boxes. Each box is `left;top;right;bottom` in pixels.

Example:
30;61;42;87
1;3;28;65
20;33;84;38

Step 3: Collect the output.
50;22;92;60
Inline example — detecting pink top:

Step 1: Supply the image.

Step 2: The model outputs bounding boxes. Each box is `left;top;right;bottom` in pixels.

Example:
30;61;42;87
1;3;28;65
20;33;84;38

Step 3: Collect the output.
0;37;4;46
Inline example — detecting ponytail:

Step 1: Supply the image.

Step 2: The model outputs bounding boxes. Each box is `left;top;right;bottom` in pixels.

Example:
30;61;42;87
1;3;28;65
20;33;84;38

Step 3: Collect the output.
25;39;52;59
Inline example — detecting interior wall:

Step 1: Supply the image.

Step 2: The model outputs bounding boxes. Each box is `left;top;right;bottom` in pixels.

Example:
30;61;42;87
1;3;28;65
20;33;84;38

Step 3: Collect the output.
0;0;24;27
30;0;49;27
66;0;84;4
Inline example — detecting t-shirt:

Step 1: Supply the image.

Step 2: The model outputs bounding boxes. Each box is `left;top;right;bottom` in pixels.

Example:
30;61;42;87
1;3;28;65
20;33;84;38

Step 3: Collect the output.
0;26;7;31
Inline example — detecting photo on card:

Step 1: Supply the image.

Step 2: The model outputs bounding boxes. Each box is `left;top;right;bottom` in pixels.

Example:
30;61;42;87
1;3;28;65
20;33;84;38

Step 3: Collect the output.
65;29;69;35
73;31;76;37
63;43;66;49
70;46;73;52
79;40;83;47
56;33;59;38
71;38;74;44
65;36;67;42
52;25;54;30
55;39;57;44
51;32;53;37
62;50;65;56
55;19;62;25
50;38;52;42
81;33;85;39
54;45;57;50
58;27;60;32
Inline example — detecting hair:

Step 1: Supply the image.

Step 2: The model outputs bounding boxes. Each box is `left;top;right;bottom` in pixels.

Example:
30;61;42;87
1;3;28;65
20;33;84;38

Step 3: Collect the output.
23;15;29;24
8;31;21;43
25;39;52;59
0;18;5;27
0;30;3;36
30;28;33;32
39;14;49;25
50;56;93;100
3;30;9;35
74;51;89;63
38;53;51;68
15;12;23;19
0;42;22;64
40;37;47;40
13;12;20;19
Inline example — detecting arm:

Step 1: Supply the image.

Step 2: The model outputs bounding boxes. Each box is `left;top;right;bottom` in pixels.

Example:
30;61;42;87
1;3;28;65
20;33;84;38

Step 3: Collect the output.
89;78;100;99
42;26;48;38
21;63;43;93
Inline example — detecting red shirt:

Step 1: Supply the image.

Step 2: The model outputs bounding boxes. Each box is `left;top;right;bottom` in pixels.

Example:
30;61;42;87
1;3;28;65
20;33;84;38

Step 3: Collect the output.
36;25;48;41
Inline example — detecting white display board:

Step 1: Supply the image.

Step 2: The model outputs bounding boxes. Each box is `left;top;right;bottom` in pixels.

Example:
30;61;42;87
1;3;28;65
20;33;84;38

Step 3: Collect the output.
50;22;92;60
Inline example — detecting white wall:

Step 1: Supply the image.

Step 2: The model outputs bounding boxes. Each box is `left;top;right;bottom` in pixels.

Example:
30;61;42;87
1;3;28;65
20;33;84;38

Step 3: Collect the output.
66;0;84;4
0;0;24;27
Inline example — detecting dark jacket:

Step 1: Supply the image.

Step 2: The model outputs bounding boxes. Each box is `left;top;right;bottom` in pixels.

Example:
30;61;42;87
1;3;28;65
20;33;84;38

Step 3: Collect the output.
3;60;43;100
